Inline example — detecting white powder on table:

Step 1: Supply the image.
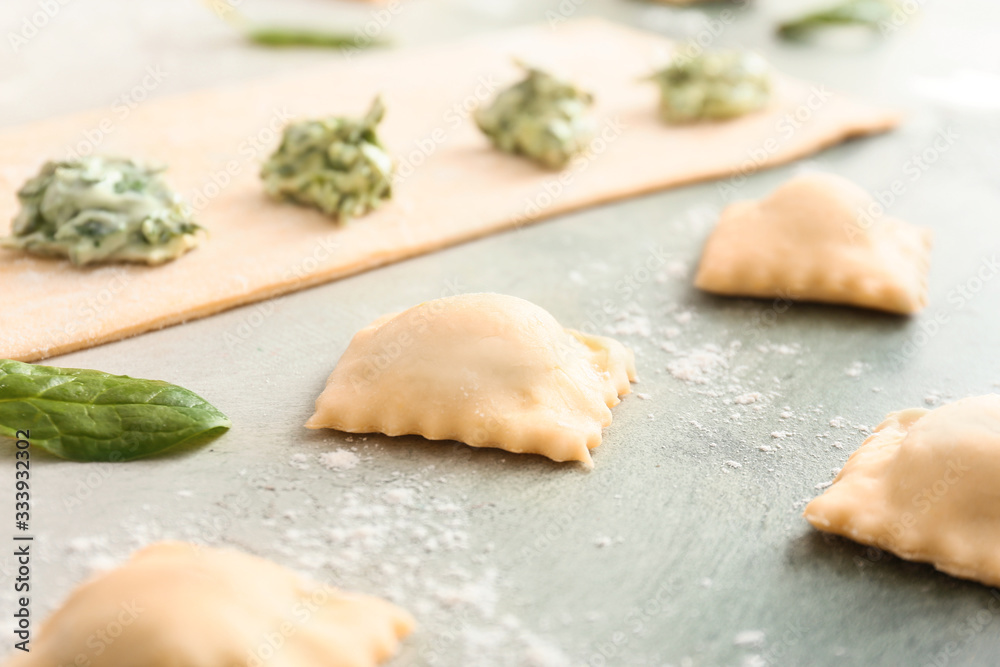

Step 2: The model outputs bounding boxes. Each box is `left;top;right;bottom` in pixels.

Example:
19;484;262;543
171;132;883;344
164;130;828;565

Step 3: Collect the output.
318;449;360;471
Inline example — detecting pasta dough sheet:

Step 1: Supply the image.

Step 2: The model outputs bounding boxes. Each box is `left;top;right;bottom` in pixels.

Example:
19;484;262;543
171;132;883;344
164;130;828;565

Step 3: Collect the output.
0;19;899;361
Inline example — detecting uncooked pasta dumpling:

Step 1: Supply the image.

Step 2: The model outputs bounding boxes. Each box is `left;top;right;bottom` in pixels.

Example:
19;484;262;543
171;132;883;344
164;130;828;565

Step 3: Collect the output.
805;395;1000;587
8;542;414;667
306;293;637;468
695;172;932;314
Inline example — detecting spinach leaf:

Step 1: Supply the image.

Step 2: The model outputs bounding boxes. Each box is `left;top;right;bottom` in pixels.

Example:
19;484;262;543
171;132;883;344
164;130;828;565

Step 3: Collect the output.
0;359;231;462
777;0;899;41
246;26;382;49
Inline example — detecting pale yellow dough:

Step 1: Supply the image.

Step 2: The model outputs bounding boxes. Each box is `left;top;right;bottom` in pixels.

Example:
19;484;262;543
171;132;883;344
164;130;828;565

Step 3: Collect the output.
0;19;898;362
694;173;932;314
7;542;414;667
306;293;637;467
805;395;1000;587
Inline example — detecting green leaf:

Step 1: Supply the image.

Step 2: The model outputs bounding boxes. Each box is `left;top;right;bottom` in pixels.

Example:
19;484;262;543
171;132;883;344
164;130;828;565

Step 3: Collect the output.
246;26;385;49
777;0;900;41
0;359;231;462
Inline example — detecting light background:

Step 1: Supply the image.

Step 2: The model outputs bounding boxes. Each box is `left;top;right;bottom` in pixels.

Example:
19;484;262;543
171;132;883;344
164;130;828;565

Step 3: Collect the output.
2;1;1000;665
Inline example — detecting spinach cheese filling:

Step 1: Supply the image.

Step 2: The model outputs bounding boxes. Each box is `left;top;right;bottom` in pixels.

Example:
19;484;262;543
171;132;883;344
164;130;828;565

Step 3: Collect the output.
261;97;394;221
2;157;201;266
475;64;595;169
649;50;772;124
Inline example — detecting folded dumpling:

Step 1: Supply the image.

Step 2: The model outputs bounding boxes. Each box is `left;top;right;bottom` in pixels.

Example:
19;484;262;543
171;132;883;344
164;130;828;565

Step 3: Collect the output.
9;542;414;667
695;172;932;314
306;293;637;468
805;395;1000;587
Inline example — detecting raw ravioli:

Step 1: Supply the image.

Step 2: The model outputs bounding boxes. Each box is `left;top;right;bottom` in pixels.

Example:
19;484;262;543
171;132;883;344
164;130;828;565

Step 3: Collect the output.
805;395;1000;587
7;542;414;667
306;293;637;467
695;172;931;314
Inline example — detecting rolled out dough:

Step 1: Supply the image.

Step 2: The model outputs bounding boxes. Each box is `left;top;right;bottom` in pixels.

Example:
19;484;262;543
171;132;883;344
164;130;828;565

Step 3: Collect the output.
0;19;899;361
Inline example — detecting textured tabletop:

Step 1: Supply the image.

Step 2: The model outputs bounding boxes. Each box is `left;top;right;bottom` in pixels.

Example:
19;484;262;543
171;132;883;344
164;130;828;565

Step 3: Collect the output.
2;1;1000;666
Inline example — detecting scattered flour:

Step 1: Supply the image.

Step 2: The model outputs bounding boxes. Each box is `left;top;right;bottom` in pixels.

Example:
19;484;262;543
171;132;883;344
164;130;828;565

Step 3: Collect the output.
318;449;360;471
34;463;573;667
733;392;762;405
734;630;766;648
604;302;652;338
384;487;417;507
667;344;730;384
288;453;311;470
525;638;574;667
756;343;800;355
655;260;689;282
845;361;866;377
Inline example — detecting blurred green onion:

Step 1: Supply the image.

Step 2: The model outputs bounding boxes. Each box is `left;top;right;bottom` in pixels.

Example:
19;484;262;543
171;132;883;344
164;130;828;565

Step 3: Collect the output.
246;26;384;49
777;0;901;41
201;1;385;51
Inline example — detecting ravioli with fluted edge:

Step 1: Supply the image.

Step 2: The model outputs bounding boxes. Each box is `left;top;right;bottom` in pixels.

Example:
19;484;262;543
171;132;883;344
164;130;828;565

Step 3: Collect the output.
695;172;932;314
7;541;414;667
306;293;637;468
805;395;1000;587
